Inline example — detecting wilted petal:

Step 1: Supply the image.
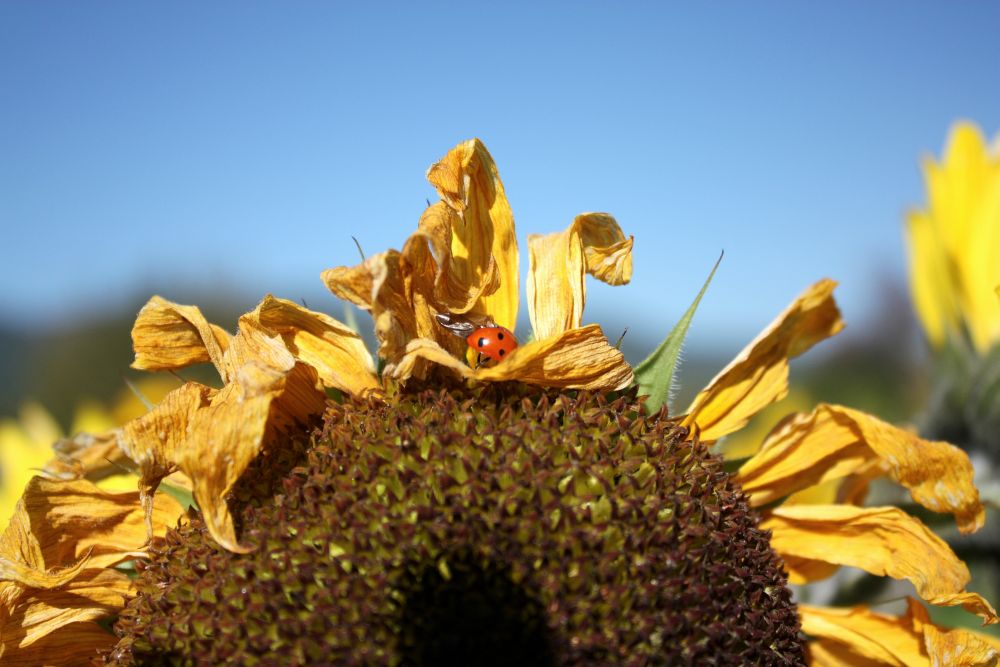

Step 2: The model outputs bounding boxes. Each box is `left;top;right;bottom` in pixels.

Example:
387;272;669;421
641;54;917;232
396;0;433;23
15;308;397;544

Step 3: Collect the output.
764;504;998;623
801;599;1000;667
800;603;927;666
324;250;420;366
1;571;130;666
130;296;231;379
406;202;500;318
117;382;215;539
11;478;183;571
682;279;844;441
737;404;985;532
390;337;473;384
250;295;379;396
526;213;633;340
178;320;326;553
44;430;131;484
475;324;633;391
0;618;120;666
426;139;519;331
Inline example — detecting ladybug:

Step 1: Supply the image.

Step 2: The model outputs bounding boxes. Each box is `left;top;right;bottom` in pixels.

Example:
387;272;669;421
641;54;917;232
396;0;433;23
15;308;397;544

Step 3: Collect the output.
435;313;518;368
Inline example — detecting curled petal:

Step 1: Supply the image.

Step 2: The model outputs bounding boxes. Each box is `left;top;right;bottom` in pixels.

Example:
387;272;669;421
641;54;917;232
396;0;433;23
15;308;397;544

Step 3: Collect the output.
406;202;500;317
737;404;985;532
117;382;215;539
250;295;379;397
1;569;131;662
426;139;519;331
44;430;132;484
682;279;844;441
801;599;1000;667
1;617;122;666
475;324;634;391
801;604;927;666
324;250;420;366
3;478;183;572
527;213;633;340
763;504;998;623
390;337;474;384
130;296;231;380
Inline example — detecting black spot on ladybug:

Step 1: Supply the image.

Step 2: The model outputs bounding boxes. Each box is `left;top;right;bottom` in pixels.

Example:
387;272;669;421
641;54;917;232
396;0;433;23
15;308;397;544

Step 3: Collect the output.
497;332;504;340
499;349;506;356
478;337;488;348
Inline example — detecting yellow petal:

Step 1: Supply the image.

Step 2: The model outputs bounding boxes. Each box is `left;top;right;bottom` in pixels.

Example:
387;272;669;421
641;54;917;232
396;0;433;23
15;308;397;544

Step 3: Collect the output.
910;122;1000;353
800;603;927;666
130;296;231;379
737;404;985;532
180;323;326;552
390;337;474;384
526;213;633;340
117;382;215;538
475;324;634;391
44;430;132;486
906;209;958;349
682;279;844;441
0;617;121;666
1;569;130;662
11;477;184;571
801;599;1000;667
250;295;380;397
764;504;998;623
426;139;519;331
324;250;421;366
405;201;501;317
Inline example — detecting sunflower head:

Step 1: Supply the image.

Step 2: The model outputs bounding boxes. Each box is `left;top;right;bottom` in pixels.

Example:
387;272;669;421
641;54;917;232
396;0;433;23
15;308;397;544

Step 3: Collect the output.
107;387;805;665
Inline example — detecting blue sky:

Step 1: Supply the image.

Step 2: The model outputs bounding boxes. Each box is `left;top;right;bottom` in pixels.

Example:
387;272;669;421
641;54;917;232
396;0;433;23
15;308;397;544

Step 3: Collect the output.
2;2;999;355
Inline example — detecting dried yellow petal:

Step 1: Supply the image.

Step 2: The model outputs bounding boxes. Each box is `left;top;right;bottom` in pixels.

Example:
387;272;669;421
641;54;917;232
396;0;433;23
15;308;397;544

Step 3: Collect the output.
426;139;519;331
801;599;1000;667
682;279;844;441
1;618;121;666
390;338;474;384
764;504;998;623
526;212;633;340
800;603;926;666
12;478;184;571
130;296;231;379
1;570;130;663
250;295;379;396
737;404;985;532
475;324;633;391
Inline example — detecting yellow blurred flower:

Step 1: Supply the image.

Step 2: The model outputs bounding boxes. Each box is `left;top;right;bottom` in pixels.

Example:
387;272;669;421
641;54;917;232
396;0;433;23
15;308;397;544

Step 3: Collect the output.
0;139;996;665
907;121;1000;353
0;379;176;528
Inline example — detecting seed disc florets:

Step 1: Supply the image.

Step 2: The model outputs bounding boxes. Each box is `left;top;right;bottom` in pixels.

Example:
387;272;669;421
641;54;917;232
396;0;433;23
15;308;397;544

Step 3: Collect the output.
107;386;804;666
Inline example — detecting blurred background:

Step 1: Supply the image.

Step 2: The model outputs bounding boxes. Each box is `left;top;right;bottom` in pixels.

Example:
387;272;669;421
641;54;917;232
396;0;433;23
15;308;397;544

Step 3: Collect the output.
2;0;999;633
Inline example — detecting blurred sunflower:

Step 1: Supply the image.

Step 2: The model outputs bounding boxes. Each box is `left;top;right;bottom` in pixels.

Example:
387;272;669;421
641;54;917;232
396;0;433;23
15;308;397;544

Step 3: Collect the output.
906;121;1000;455
0;139;997;665
0;377;179;527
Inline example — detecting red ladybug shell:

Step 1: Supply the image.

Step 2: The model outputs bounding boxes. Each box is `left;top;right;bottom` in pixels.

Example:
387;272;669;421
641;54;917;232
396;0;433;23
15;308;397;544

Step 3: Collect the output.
435;313;519;368
466;326;517;368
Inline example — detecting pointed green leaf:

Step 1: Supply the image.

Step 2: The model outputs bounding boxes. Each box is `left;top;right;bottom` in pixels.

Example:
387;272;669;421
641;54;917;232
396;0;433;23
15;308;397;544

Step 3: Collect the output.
635;252;722;414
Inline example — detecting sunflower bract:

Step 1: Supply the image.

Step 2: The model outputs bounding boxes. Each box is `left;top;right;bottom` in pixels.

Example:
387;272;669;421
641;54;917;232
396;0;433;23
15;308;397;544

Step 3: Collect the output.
106;387;805;666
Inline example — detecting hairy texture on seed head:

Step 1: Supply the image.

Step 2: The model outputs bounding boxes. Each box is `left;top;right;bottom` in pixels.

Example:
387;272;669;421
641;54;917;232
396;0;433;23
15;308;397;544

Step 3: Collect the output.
107;387;805;666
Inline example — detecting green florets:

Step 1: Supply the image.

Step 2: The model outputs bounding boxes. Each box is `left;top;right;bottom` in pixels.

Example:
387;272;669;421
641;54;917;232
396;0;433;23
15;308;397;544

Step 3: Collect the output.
106;386;805;666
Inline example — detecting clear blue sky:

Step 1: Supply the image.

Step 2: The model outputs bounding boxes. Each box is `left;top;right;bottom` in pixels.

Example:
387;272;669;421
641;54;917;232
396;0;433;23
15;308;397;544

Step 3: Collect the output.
2;2;999;354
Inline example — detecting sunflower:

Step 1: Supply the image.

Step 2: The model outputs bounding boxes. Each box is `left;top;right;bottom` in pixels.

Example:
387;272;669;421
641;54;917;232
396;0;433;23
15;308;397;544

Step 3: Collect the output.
905;122;1000;461
1;139;998;665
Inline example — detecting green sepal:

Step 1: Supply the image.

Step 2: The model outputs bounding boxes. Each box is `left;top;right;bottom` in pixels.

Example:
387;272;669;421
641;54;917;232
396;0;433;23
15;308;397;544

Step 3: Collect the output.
635;252;722;414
